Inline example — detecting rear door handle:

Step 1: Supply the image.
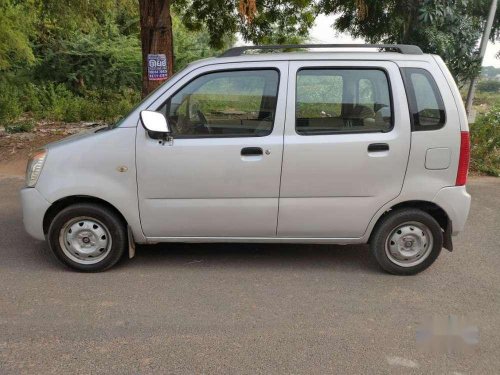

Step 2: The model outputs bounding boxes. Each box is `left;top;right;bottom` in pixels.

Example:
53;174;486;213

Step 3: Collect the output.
241;147;263;156
368;143;389;152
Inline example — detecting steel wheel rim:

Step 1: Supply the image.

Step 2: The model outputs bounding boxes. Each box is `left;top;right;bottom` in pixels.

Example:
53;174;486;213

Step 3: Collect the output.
385;221;433;267
59;216;112;265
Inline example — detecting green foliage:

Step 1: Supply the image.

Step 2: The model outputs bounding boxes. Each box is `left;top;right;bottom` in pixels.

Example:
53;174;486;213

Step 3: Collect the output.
186;94;262;115
237;1;316;46
0;77;140;124
0;0;35;70
481;66;500;79
4;119;35;134
35;23;142;91
320;0;498;85
176;0;316;48
35;0;139;35
468;89;500;115
470;106;500;176
0;75;24;121
0;0;144;125
25;84;141;123
296;73;343;117
469;0;500;41
417;0;483;85
173;15;233;71
0;0;233;126
477;80;500;93
0;94;23;123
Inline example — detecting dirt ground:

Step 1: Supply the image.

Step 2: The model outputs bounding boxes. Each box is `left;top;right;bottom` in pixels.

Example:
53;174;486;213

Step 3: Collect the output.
0;121;102;176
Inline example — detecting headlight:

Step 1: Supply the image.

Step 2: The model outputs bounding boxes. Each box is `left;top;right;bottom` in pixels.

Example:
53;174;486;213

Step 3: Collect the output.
26;149;47;187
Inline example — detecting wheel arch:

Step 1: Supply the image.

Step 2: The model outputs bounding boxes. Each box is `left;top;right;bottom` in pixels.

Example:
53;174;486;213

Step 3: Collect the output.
369;200;452;250
43;195;127;235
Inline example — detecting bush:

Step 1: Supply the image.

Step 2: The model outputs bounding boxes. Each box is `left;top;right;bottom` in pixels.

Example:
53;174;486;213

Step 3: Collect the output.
5;119;35;133
0;79;23;121
477;80;500;93
34;26;141;92
14;83;140;123
470;106;500;176
78;88;140;122
29;83;76;121
472;91;500;114
0;93;23;122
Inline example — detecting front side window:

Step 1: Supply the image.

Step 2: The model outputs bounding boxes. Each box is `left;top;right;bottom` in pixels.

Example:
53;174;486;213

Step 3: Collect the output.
158;69;279;137
296;69;393;135
402;68;446;130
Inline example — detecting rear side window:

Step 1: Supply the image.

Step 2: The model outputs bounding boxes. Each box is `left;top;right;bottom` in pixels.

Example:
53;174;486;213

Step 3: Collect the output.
296;69;393;135
402;68;446;130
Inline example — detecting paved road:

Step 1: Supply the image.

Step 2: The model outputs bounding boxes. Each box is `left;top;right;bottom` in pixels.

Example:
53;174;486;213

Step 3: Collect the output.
0;175;499;374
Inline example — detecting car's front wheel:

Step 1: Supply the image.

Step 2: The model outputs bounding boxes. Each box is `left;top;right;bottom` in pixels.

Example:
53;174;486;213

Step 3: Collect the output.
47;203;127;272
370;208;443;275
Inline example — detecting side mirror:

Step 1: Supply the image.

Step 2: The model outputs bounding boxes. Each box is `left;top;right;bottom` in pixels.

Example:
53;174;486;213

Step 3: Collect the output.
140;110;171;135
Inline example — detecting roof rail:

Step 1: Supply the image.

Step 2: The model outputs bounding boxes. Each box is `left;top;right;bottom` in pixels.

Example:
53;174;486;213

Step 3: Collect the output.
219;44;423;57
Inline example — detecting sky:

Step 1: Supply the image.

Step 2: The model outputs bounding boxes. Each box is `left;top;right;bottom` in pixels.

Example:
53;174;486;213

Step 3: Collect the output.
307;14;500;68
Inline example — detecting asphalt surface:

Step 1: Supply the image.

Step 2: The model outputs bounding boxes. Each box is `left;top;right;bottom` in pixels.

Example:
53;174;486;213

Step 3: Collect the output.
0;175;499;374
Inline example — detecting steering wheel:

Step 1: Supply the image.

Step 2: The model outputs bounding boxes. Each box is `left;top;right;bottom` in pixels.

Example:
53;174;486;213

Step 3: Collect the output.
187;98;211;134
196;110;212;134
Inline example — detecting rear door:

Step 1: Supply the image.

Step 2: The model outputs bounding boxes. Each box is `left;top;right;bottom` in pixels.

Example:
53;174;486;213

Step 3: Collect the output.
278;60;411;238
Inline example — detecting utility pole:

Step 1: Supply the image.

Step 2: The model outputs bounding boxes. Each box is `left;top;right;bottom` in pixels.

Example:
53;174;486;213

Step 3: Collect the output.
465;0;498;120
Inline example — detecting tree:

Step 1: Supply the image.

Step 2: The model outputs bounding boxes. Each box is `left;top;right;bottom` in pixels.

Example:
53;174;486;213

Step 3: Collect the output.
481;65;500;78
318;0;500;86
139;0;174;97
0;0;34;70
172;16;235;72
177;0;316;48
136;0;316;96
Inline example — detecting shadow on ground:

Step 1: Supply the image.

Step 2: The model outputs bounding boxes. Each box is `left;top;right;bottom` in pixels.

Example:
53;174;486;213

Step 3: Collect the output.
128;242;378;273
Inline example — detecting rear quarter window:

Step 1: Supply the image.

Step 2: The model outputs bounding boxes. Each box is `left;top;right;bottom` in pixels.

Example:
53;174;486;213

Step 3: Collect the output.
402;68;446;131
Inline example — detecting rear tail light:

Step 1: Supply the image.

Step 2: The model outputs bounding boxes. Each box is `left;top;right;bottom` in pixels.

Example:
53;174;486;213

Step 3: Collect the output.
456;131;470;186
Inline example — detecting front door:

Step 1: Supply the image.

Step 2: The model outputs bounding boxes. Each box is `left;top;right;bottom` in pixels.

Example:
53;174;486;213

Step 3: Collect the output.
278;61;411;238
136;62;288;239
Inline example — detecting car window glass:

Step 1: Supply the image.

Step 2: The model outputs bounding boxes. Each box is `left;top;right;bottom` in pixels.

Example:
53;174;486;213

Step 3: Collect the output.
402;68;446;130
296;69;392;135
157;69;279;137
358;78;375;105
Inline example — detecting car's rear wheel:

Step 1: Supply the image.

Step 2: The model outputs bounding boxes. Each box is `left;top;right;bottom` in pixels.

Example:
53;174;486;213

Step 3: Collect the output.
47;203;126;272
370;208;443;275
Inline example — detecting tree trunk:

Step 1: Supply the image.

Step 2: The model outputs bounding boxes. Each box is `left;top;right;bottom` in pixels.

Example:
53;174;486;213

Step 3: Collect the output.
139;0;174;97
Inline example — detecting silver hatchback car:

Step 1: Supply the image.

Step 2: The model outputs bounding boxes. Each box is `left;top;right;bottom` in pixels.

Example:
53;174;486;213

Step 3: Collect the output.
21;44;471;274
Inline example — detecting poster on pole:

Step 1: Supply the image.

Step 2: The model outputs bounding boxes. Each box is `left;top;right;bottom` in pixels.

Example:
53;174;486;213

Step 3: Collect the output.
147;54;168;81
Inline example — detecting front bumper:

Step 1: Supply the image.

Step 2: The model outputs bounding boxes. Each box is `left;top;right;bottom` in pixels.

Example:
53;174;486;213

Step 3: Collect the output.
433;186;471;235
20;187;51;241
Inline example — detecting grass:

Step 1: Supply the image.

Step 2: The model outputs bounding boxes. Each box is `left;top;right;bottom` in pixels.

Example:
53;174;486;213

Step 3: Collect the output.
4;119;35;134
0;81;141;125
470;106;500;176
472;91;500;115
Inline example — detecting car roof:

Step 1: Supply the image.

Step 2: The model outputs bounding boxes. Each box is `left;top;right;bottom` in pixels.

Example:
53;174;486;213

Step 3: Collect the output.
189;51;434;69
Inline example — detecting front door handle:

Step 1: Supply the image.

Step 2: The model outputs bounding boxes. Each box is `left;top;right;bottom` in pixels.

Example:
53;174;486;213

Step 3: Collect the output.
241;147;263;156
368;143;389;152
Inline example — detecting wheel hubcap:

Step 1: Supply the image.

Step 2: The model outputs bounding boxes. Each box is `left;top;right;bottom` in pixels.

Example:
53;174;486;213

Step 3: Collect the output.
385;221;433;267
59;217;112;265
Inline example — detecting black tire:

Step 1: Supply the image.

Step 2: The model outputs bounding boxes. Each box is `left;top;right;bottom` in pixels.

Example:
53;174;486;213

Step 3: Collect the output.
370;208;443;275
47;203;127;272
